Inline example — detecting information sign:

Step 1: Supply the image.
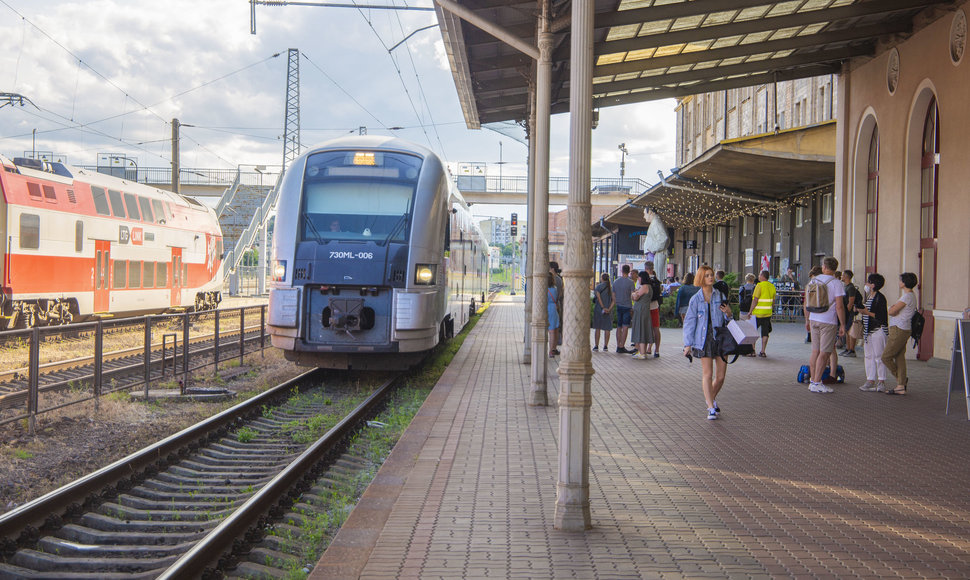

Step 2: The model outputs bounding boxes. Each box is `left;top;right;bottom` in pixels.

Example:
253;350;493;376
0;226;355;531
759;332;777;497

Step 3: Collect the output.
946;319;970;419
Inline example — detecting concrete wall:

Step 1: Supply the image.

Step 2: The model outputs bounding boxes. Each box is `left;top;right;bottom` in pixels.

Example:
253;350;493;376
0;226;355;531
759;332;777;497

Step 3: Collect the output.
838;3;970;359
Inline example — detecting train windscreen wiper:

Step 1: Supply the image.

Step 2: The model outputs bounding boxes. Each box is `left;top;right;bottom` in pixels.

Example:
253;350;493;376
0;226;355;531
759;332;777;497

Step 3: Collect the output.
381;213;409;247
302;211;323;243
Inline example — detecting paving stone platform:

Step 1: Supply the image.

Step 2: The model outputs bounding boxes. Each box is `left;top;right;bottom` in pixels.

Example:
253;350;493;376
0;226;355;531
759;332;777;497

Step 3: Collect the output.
311;295;970;579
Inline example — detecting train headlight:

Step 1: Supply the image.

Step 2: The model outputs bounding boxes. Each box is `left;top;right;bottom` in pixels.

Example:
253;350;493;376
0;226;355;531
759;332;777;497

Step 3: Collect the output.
272;260;287;282
414;264;436;285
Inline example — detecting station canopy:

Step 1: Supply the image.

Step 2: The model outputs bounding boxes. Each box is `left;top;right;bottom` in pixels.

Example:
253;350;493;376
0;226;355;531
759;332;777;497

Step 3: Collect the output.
437;0;953;128
596;121;836;232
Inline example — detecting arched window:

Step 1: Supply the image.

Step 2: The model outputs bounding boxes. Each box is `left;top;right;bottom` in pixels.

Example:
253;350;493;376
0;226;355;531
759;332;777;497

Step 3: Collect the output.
865;127;879;274
919;99;939;311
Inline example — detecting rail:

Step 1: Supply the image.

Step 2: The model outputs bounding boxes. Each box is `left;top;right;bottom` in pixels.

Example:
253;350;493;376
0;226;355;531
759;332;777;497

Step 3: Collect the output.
0;305;269;432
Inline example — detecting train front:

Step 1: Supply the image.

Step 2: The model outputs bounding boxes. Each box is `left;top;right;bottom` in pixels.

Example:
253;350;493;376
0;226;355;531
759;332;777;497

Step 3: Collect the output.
267;140;448;369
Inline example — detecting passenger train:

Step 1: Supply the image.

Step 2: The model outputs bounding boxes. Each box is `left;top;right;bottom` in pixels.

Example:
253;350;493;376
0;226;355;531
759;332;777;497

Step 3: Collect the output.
267;136;489;370
0;155;224;328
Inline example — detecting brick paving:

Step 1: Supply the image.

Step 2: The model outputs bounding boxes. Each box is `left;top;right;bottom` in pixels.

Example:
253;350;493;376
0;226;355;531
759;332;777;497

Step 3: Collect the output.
311;295;970;579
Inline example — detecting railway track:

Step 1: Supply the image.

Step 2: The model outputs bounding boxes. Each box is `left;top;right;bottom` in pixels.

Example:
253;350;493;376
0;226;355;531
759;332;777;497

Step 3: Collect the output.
0;369;400;579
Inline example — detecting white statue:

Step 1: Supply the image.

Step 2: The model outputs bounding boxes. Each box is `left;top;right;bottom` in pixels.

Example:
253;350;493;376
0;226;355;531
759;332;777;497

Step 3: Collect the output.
642;208;669;272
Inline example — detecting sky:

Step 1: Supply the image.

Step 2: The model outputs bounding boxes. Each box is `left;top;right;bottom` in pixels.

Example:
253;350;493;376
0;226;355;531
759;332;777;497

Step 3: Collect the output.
0;0;676;219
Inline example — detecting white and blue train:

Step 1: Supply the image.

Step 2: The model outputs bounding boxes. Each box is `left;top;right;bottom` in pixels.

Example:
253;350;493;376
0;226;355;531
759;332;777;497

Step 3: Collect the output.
267;136;489;369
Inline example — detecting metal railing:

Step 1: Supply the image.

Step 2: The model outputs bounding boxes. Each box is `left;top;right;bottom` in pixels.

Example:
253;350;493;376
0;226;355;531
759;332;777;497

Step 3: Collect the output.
0;305;268;432
76;166;283;187
454;174;651;194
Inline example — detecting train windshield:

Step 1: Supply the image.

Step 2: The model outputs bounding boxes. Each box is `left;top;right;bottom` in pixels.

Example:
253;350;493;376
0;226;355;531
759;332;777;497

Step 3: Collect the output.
301;150;421;244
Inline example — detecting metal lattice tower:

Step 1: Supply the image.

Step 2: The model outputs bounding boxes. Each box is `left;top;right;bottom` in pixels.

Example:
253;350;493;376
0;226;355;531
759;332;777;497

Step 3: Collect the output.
282;48;301;168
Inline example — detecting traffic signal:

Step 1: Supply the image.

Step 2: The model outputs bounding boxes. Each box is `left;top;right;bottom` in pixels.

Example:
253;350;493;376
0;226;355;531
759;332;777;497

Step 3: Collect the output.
510;226;518;236
510;213;518;226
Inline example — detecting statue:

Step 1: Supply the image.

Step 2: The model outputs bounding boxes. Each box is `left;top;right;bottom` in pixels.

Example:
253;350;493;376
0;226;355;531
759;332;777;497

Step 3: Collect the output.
642;208;669;272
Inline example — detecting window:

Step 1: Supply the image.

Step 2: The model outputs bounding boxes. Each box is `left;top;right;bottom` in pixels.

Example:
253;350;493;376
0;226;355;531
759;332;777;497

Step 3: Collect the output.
92;187;111;215
129;260;142;288
775;209;782;230
124;193;140;220
75;221;83;252
714;226;723;244
795;244;801;262
822;193;833;223
42;185;57;202
866;127;879;273
796;206;804;227
27;182;42;199
20;214;39;249
143;261;155;287
758;216;765;234
156;262;168;287
108;190;126;217
113;260;127;288
151;199;166;223
819;86;827;121
138;197;154;222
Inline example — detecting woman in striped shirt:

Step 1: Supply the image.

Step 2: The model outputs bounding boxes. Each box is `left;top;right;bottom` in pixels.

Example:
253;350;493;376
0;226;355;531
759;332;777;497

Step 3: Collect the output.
854;273;889;392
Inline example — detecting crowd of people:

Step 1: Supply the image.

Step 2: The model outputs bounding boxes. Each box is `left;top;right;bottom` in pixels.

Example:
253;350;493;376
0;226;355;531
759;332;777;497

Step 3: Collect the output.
573;256;921;421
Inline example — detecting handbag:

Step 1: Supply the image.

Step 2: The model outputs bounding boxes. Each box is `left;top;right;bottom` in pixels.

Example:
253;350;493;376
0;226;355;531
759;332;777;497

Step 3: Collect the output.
849;319;863;340
710;304;753;363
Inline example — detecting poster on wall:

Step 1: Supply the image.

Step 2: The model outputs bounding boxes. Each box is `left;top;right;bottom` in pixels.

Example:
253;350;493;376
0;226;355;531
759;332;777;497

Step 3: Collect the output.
745;248;754;268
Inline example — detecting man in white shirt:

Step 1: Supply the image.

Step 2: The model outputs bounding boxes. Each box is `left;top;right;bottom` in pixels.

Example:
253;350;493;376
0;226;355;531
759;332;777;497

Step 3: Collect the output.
804;256;846;393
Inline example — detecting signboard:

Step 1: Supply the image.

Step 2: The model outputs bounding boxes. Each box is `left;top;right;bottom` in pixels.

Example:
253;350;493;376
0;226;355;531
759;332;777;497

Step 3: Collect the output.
946;319;970;419
744;248;754;268
683;240;697;249
617;253;646;271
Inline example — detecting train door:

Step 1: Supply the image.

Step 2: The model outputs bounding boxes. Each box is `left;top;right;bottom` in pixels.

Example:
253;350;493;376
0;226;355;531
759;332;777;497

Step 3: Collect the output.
171;248;182;307
94;240;110;312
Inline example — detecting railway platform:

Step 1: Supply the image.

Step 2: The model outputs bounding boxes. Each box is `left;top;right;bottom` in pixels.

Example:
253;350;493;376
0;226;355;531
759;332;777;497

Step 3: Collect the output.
311;294;970;579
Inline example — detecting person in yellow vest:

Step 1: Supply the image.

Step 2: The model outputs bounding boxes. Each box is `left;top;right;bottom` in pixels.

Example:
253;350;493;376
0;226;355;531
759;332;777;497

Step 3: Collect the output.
747;270;777;358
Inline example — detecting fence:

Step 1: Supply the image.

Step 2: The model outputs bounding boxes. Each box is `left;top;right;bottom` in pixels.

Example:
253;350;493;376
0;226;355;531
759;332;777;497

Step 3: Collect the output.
0;305;268;433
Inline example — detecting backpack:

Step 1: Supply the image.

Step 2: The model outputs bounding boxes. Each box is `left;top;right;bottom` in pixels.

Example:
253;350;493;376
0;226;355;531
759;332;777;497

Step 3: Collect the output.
910;309;925;349
649;276;663;305
804;278;830;313
739;285;754;311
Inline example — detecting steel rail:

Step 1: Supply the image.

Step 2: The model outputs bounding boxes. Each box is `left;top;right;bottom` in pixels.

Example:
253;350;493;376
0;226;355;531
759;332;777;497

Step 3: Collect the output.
159;374;399;579
0;368;324;546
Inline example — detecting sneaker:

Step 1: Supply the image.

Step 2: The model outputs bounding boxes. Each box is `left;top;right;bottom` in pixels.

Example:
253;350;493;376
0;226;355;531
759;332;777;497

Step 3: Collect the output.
817;383;834;393
616;347;629;354
707;408;718;420
844;350;857;357
859;381;877;392
631;353;646;360
876;381;887;392
653;353;660;358
592;346;599;352
809;382;822;393
713;401;720;414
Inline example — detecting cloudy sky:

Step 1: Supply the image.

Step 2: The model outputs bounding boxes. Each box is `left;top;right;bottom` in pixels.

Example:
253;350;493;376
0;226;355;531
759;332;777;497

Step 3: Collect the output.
0;0;676;218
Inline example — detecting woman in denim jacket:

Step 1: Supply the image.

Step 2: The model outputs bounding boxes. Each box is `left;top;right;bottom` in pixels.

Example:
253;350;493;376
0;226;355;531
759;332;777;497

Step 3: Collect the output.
682;266;734;420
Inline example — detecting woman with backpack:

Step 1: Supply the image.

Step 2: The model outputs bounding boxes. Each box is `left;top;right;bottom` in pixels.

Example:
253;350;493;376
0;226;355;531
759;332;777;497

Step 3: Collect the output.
855;273;889;392
880;272;918;395
682;266;734;420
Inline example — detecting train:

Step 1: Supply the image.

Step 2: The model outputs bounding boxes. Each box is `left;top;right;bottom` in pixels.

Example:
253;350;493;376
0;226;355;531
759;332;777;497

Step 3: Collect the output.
267;136;490;370
0;154;224;329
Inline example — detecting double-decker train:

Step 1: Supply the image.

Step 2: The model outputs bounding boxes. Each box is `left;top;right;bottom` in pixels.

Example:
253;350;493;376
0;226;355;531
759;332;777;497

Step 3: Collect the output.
267;136;489;370
0;155;224;328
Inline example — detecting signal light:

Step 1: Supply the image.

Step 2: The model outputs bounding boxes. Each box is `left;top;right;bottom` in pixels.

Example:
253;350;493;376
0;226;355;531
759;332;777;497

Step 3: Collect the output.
510;226;517;236
510;213;517;226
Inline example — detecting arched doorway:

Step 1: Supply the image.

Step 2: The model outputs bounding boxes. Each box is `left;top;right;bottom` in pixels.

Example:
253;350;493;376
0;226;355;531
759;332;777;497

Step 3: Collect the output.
917;98;939;360
865;127;879;275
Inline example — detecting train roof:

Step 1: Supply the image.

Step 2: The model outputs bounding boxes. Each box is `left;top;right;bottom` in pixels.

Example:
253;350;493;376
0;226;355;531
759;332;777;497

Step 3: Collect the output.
301;135;437;161
0;153;213;213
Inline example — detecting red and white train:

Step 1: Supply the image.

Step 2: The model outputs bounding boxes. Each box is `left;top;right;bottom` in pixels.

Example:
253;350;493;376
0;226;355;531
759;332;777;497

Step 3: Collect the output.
0;154;224;329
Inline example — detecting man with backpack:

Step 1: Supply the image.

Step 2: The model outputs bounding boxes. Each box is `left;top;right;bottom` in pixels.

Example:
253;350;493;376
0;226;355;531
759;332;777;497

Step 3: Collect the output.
803;257;846;394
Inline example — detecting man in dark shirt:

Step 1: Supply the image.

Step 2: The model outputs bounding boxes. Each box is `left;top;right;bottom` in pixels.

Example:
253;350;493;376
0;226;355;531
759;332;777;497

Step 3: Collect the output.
713;270;730;302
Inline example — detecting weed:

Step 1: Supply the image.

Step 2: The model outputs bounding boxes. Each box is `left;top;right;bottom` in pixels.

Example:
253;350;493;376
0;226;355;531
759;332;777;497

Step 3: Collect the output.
236;427;258;443
106;391;130;403
12;448;33;460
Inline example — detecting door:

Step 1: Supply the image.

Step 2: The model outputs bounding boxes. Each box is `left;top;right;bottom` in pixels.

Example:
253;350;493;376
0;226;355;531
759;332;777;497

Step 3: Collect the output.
94;240;110;312
171;248;182;307
917;101;938;361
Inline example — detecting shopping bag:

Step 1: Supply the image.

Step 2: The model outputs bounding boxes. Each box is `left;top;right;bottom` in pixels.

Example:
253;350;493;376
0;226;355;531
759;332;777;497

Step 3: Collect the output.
728;318;760;345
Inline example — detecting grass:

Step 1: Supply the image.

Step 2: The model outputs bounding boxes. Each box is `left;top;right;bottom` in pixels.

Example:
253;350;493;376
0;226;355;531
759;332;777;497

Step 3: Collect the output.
12;449;33;460
236;427;258;443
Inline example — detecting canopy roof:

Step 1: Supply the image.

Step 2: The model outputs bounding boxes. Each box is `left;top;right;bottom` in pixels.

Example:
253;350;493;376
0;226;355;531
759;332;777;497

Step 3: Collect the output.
437;0;953;128
597;122;836;232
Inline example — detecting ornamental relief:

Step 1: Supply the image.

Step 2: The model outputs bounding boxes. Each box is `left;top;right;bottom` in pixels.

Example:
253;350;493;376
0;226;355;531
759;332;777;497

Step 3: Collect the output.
887;48;900;95
951;9;966;64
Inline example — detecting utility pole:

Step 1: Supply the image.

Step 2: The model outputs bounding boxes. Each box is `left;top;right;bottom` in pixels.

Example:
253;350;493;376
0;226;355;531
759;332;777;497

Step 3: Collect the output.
171;118;180;194
618;142;628;186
